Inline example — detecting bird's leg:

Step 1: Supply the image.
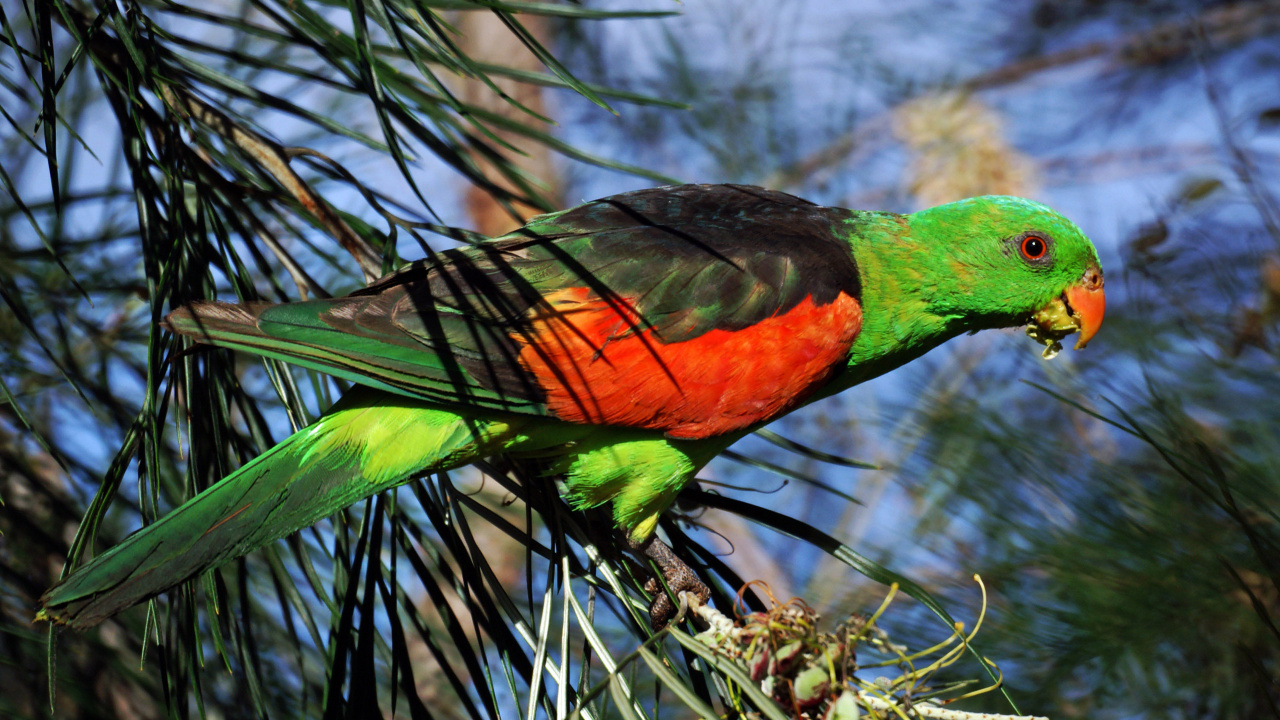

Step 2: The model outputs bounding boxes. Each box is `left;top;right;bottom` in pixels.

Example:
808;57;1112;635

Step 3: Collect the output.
623;533;712;630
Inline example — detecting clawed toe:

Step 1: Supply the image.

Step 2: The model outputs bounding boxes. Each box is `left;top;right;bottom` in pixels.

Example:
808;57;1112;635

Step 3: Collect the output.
624;532;712;629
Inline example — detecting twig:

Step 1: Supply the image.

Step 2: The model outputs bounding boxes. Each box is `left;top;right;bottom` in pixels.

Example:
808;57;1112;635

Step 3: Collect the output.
1194;32;1280;248
770;0;1280;192
860;695;1049;720
61;4;385;285
159;85;385;283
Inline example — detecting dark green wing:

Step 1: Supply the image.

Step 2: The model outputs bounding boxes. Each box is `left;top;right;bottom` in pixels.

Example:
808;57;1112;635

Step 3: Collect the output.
167;184;863;423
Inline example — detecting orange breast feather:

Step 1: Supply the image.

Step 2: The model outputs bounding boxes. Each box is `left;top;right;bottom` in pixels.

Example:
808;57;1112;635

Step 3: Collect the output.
517;287;862;439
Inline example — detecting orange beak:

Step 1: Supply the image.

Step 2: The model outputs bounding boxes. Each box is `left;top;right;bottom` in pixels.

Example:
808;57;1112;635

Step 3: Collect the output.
1066;266;1105;349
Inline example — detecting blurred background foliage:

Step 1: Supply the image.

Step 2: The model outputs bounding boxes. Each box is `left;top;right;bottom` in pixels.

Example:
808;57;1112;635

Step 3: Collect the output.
2;1;1278;719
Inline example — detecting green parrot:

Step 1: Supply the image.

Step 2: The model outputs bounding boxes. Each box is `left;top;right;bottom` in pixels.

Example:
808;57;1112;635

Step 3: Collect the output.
38;184;1104;629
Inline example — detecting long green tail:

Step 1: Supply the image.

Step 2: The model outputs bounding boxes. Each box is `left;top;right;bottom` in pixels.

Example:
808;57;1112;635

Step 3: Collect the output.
39;389;517;629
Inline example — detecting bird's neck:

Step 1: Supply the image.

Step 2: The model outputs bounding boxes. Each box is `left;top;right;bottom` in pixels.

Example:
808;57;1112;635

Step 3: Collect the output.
827;210;969;394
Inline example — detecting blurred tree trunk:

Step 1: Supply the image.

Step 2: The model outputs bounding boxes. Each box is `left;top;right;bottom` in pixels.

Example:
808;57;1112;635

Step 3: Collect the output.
454;12;561;236
402;14;563;712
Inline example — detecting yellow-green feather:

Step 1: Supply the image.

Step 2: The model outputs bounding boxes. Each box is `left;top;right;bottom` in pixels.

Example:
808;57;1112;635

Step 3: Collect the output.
38;389;516;628
546;433;720;542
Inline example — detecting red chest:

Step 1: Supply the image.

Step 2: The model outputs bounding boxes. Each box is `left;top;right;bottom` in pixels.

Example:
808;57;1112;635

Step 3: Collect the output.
517;288;862;439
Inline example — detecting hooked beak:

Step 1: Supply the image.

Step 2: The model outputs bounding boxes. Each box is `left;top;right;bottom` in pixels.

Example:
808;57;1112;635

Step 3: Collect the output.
1026;266;1105;357
1064;266;1105;349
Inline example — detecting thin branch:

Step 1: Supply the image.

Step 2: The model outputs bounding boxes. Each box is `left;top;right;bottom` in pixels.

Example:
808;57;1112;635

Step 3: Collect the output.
770;0;1280;191
1195;35;1280;248
859;696;1048;720
60;3;384;284
159;84;384;283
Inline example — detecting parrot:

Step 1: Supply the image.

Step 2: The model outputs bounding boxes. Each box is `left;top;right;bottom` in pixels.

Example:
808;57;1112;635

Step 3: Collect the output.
38;183;1105;629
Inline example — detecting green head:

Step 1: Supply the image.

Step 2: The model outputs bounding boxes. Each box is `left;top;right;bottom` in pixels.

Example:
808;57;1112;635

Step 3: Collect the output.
905;194;1105;350
842;195;1105;383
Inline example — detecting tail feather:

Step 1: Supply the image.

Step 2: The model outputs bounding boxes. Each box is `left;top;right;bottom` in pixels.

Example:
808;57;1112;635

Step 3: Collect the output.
162;302;424;398
39;390;515;629
164;296;549;417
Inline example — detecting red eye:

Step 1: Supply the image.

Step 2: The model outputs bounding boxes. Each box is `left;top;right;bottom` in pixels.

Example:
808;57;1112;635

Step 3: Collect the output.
1021;235;1047;260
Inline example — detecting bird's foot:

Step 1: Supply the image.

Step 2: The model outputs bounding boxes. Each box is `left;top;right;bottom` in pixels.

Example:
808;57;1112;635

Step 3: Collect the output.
624;533;712;630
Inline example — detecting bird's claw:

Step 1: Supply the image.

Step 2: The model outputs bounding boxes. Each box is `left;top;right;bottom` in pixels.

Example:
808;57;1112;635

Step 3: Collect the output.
623;532;712;630
645;576;712;630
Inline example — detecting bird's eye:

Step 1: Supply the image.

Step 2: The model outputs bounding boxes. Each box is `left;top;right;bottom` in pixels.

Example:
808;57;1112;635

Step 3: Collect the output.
1020;235;1047;261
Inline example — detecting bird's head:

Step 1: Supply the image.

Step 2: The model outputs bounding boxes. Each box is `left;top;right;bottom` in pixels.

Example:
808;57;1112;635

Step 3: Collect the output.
907;195;1105;357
